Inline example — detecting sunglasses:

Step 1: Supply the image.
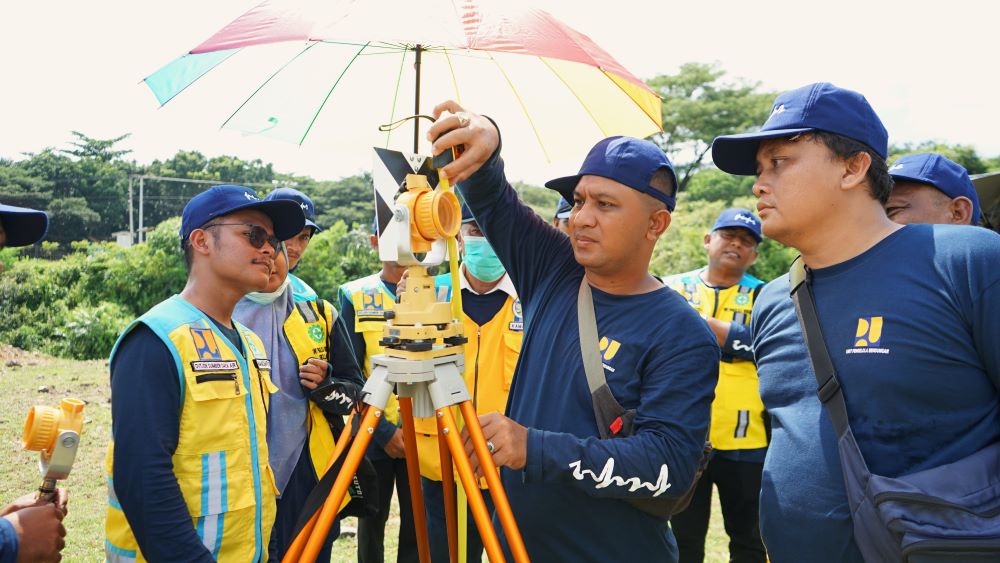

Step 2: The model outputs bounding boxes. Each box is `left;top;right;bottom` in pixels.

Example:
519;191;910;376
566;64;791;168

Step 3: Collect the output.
202;223;280;251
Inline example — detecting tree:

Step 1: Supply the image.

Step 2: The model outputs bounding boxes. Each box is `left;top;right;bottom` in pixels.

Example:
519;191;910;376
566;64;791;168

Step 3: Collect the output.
45;197;101;244
683;168;756;205
61;131;132;162
646;63;775;191
310;173;374;230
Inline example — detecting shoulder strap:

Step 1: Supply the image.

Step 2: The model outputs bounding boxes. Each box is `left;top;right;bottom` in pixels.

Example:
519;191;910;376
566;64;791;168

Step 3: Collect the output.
578;278;607;394
788;256;850;437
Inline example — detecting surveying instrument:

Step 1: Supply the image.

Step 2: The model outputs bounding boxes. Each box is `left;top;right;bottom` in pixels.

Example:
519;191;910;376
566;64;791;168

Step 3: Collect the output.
283;151;529;563
21;397;86;502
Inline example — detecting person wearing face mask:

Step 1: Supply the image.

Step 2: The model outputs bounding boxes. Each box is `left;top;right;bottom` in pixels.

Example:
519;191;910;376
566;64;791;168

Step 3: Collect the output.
234;243;367;562
410;204;523;563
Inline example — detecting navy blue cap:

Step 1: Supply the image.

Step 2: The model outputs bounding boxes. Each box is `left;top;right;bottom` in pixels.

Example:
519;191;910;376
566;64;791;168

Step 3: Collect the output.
554;197;572;220
0;203;49;247
712;82;889;176
889;153;981;224
545;136;677;211
712;208;762;242
461;204;476;224
265;187;321;232
180;185;305;243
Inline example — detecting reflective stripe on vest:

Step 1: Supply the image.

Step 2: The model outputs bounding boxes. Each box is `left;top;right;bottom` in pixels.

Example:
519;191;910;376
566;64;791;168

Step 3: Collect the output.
105;295;277;562
664;269;767;451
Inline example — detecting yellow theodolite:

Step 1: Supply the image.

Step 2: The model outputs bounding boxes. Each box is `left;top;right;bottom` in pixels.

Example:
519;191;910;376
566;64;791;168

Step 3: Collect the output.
284;160;528;563
21;398;85;502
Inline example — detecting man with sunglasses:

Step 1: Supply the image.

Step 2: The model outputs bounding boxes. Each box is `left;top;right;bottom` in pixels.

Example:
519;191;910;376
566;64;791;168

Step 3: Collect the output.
105;185;304;562
664;208;767;563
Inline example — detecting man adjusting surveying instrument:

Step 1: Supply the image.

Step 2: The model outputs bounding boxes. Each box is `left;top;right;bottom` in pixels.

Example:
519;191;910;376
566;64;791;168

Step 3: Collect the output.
283;145;529;563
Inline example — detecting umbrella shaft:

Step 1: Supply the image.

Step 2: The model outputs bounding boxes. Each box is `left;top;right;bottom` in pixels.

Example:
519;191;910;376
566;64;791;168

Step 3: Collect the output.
414;44;422;153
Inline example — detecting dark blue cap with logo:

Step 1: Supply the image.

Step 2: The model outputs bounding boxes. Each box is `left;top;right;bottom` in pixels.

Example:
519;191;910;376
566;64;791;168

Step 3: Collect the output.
546;136;678;211
265;187;322;232
712;208;762;242
712;82;889;176
554;197;572;220
180;185;305;243
0;203;49;247
889;153;981;224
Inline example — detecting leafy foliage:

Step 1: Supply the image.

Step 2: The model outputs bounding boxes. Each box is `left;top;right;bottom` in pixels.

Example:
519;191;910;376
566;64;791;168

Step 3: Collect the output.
2;61;999;360
647;63;775;191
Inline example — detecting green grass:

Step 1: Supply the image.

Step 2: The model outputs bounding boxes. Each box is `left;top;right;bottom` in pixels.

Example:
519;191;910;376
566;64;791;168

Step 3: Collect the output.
0;346;732;562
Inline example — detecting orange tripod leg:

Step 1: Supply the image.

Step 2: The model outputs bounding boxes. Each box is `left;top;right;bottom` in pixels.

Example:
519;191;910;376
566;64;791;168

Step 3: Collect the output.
459;401;530;563
438;407;506;563
398;397;432;563
283;414;356;556
282;406;382;563
438;412;459;563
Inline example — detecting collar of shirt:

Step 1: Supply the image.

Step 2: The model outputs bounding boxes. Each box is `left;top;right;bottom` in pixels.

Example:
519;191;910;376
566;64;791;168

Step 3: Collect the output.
459;264;518;299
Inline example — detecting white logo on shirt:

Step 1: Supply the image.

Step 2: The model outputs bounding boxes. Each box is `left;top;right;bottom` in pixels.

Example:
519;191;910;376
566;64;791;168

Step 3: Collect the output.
732;340;752;352
568;458;672;497
323;389;353;406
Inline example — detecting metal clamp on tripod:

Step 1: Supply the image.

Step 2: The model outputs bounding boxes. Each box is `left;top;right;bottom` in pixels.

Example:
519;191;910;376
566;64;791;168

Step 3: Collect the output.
283;162;529;563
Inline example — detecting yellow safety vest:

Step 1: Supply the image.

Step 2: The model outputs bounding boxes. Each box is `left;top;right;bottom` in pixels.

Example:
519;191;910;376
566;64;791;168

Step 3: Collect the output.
283;292;340;483
105;296;277;562
338;274;401;425
413;281;524;482
664;269;768;451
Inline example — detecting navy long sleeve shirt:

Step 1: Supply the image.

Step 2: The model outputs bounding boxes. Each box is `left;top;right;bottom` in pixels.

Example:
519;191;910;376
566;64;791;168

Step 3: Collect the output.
458;151;719;562
752;224;1000;562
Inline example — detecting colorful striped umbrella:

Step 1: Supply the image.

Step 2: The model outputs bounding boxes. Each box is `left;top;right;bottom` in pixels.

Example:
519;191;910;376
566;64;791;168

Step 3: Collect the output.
144;0;662;161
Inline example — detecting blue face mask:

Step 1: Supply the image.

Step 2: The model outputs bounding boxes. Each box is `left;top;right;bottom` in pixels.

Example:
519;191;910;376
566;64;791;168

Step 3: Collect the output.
463;236;506;282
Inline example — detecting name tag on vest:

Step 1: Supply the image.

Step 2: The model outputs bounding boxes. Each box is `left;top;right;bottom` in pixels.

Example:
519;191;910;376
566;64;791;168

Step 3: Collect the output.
253;359;271;371
191;360;239;371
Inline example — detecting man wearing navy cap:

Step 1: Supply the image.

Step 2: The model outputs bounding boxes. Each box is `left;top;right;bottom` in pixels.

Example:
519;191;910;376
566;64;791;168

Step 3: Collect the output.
886;152;981;225
0;203;69;563
711;83;1000;562
0;203;49;251
664;208;766;563
551;197;572;235
425;102;718;562
106;185;305;562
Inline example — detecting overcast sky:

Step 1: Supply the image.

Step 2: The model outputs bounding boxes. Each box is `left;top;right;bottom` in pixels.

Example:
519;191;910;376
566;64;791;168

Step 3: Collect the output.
2;0;996;185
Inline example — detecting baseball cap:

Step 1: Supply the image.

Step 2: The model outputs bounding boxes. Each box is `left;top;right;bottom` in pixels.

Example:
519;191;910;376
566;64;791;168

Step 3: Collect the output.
0;203;49;247
461;204;476;224
889;153;981;224
265;187;322;232
712;82;889;176
712;208;762;242
546;136;678;211
553;197;572;220
180;185;305;244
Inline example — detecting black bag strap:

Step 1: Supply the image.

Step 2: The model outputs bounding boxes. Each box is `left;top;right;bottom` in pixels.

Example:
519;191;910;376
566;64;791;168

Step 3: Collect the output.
788;256;850;437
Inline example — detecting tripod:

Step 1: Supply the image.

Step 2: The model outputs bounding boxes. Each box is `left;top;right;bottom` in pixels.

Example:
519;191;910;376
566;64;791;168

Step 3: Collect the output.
283;175;528;563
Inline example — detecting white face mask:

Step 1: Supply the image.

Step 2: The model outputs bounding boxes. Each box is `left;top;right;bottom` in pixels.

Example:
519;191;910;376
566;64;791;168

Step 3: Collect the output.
246;242;290;304
245;275;291;304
